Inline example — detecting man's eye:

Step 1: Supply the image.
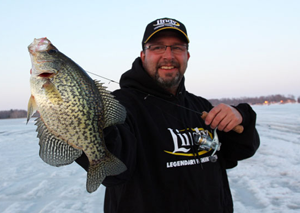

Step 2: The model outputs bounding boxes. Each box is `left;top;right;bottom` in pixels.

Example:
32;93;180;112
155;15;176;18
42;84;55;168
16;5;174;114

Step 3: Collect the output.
152;46;164;50
172;46;183;51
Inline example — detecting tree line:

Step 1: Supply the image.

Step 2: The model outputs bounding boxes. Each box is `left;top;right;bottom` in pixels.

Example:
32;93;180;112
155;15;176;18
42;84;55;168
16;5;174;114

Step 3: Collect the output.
0;110;39;119
209;94;299;106
0;94;299;119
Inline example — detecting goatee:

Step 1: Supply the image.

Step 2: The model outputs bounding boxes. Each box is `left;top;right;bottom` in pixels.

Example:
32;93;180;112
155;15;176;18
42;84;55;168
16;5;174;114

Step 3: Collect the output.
155;71;182;90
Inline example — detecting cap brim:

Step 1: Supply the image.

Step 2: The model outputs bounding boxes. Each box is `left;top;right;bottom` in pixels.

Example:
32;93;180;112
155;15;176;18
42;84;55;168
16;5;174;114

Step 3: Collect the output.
143;27;190;44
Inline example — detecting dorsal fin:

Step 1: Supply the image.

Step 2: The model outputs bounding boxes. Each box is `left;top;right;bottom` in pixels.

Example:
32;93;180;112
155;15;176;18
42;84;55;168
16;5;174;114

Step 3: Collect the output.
94;80;126;128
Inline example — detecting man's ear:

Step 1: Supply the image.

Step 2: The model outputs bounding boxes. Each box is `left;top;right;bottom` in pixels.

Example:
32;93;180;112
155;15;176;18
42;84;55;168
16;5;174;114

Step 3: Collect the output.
140;50;145;63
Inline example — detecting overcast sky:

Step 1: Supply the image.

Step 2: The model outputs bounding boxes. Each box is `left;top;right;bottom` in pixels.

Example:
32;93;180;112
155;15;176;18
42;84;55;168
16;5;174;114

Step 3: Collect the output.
0;0;299;110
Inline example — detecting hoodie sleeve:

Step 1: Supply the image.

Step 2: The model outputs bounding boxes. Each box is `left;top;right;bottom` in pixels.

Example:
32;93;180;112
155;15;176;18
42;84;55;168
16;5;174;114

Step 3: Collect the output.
218;103;260;169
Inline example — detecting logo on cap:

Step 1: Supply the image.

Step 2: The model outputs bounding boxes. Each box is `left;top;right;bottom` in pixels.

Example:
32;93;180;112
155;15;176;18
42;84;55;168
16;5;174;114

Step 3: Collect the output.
153;19;180;30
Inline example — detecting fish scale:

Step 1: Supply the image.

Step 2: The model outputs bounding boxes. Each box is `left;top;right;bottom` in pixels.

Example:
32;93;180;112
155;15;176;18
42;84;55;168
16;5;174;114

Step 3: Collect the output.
27;37;127;193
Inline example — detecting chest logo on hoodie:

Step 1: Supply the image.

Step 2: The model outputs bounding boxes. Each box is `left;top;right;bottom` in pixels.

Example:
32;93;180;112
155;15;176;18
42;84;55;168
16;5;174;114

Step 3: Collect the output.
165;128;218;168
164;127;212;156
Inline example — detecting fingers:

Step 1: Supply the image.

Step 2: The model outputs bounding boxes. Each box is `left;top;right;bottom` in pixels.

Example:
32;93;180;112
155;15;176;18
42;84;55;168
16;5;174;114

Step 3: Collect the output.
204;104;242;132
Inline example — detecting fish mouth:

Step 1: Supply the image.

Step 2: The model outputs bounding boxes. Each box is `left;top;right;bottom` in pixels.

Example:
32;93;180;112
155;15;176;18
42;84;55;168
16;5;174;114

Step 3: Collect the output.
38;72;55;78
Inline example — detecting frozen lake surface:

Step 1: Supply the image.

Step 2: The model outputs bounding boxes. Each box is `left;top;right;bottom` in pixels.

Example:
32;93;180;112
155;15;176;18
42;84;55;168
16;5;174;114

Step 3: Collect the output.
0;103;299;213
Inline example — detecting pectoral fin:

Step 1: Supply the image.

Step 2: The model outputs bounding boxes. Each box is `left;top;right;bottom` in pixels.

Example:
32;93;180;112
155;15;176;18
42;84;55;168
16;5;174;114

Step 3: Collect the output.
35;117;82;166
27;95;38;124
43;81;63;105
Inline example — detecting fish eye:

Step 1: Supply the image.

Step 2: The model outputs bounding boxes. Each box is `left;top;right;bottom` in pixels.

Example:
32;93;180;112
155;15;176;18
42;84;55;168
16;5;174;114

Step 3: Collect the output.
47;49;58;55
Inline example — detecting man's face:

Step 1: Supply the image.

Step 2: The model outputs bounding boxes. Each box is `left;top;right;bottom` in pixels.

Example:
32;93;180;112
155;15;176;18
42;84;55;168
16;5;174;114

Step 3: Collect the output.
140;31;190;94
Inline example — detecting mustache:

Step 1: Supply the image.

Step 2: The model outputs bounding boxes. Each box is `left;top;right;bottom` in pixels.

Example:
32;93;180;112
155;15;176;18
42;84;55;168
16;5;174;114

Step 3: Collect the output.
157;59;179;67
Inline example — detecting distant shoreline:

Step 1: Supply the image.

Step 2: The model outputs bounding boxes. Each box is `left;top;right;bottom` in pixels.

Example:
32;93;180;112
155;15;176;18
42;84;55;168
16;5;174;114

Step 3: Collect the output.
1;94;299;119
0;110;39;120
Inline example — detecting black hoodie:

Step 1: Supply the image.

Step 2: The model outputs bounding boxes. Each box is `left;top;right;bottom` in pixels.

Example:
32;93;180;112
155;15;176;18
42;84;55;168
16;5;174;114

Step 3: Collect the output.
100;57;259;213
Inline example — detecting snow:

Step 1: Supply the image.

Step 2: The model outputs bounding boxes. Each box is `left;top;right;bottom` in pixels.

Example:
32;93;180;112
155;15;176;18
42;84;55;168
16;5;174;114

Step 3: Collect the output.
0;103;299;213
228;103;300;213
0;119;104;213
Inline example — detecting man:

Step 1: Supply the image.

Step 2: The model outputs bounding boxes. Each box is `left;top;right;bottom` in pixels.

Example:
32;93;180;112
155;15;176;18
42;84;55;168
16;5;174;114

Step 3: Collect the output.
77;17;260;213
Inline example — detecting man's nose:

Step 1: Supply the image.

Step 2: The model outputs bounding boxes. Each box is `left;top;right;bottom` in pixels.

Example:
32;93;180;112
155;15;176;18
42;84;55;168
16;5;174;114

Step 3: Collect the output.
162;46;174;59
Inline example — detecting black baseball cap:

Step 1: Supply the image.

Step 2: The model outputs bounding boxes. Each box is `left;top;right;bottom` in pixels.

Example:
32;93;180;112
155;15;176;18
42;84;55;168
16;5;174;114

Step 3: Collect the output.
142;18;190;47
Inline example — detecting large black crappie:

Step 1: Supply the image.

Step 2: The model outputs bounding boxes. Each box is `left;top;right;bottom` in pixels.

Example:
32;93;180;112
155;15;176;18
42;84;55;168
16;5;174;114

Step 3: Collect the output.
27;37;127;193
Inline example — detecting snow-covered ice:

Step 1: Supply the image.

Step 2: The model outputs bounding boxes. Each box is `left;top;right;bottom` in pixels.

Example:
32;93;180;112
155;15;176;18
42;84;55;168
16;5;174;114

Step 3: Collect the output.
0;103;299;213
0;119;104;213
228;103;300;213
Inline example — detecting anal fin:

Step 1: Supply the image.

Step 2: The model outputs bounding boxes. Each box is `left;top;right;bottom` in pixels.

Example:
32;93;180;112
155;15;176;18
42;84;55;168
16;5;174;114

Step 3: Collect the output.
35;117;82;166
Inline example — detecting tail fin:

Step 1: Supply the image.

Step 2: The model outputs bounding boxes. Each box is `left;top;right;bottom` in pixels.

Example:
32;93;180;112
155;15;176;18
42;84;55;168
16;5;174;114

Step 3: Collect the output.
86;153;127;193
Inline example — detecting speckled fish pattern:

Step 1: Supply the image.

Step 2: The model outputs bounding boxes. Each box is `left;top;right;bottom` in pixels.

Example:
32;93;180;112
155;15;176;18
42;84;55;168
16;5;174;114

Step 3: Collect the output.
27;38;127;193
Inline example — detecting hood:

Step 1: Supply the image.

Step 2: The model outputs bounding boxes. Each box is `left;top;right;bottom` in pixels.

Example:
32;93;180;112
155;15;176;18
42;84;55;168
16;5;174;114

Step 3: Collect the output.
119;57;186;100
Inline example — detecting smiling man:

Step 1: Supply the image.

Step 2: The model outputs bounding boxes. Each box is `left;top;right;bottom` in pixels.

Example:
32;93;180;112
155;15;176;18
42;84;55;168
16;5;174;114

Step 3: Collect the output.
141;30;190;95
76;17;260;213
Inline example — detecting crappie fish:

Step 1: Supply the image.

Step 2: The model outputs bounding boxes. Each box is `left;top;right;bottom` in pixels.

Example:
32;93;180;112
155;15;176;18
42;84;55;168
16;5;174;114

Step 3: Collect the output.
27;37;127;193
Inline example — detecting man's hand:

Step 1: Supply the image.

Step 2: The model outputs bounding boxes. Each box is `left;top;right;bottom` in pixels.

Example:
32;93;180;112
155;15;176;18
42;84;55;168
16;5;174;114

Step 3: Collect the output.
204;104;243;132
